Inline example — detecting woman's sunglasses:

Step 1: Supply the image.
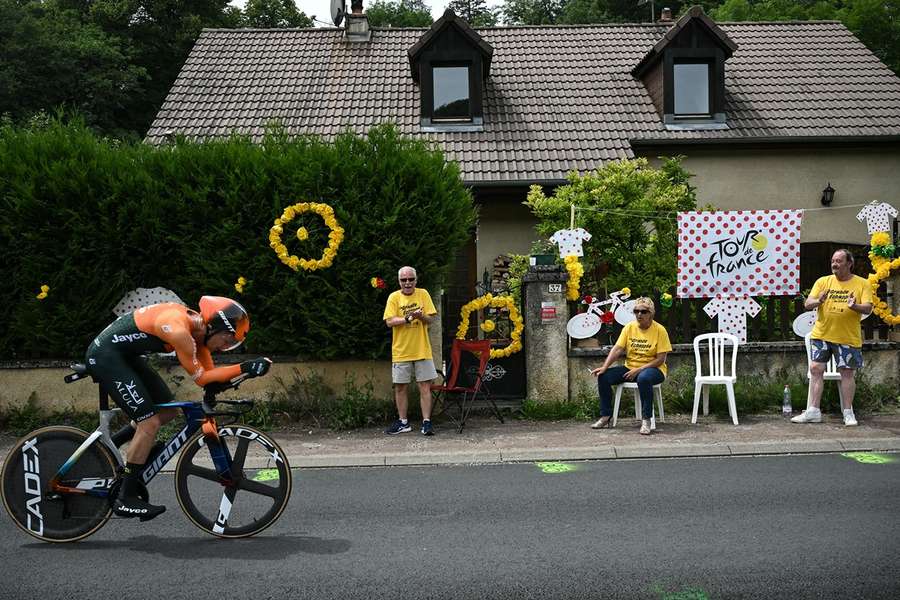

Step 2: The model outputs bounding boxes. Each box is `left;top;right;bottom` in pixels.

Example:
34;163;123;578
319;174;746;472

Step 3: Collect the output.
633;309;650;315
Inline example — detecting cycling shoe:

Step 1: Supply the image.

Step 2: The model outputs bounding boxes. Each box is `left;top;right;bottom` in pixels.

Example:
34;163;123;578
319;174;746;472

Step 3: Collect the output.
113;496;166;522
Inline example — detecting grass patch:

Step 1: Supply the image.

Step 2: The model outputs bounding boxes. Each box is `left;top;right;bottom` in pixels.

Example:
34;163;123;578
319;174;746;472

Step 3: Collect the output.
0;394;114;437
660;364;899;417
265;369;394;431
519;381;595;420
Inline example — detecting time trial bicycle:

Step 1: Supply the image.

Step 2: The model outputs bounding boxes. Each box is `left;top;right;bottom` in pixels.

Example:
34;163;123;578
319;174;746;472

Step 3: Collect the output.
1;362;292;543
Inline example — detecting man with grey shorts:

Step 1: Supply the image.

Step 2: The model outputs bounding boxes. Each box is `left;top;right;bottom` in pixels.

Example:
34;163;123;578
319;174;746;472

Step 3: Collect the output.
383;266;439;435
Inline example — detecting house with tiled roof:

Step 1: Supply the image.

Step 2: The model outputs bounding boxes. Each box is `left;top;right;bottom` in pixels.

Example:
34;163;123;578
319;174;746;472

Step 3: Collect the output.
147;5;900;305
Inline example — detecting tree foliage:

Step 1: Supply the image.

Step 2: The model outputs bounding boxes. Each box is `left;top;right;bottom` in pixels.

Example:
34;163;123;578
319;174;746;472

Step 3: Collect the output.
501;0;566;25
0;119;476;360
0;0;147;139
524;158;697;296
1;0;313;139
448;0;499;26
242;0;314;28
367;0;433;27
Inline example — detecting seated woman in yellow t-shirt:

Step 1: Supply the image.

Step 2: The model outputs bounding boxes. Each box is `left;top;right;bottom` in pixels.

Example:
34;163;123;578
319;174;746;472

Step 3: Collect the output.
590;297;672;435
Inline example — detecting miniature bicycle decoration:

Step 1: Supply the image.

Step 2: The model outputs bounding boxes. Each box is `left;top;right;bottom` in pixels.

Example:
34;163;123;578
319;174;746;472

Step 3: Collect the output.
566;288;635;339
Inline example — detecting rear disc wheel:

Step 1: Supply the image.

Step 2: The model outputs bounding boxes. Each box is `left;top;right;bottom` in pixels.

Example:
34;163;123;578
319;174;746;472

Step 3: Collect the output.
1;426;117;543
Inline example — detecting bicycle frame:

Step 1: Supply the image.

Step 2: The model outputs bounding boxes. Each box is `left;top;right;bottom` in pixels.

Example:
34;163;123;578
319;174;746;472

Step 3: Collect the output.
48;402;232;500
584;290;630;319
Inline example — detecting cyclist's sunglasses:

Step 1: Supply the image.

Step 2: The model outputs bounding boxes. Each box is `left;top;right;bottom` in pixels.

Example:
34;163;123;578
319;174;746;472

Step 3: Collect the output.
633;309;651;315
400;277;416;282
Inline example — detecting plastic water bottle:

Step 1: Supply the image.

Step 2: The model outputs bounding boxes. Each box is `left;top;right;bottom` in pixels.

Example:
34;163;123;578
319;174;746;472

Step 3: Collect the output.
782;385;792;416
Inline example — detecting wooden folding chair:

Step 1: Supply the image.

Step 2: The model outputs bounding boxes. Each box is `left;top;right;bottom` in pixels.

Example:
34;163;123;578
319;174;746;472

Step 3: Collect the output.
431;339;503;433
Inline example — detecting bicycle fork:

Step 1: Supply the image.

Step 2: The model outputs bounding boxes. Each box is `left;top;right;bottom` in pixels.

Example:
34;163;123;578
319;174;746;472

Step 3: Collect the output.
200;417;240;534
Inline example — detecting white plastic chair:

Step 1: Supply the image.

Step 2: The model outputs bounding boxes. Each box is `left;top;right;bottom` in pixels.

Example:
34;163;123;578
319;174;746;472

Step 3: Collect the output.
803;333;843;406
612;382;664;430
692;333;740;425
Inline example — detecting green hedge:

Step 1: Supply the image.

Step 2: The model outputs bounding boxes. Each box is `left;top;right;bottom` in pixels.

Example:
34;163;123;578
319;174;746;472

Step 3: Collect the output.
0;120;476;359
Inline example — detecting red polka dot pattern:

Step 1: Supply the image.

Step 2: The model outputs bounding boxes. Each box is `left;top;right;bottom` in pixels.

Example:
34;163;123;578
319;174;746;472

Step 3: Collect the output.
677;210;802;298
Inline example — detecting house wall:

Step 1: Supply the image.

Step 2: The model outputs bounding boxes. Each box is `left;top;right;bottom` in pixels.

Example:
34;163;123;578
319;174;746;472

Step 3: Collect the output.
471;146;900;281
641;145;900;244
475;196;539;284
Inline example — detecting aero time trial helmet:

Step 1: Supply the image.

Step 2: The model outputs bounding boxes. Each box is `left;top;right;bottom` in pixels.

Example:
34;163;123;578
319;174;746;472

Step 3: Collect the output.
198;296;250;351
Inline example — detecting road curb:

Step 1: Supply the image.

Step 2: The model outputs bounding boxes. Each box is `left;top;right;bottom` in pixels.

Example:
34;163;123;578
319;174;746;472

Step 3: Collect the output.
3;434;899;472
279;437;900;469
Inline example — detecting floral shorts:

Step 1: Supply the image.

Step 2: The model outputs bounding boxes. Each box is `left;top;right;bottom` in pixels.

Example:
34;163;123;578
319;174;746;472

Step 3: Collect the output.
810;338;864;370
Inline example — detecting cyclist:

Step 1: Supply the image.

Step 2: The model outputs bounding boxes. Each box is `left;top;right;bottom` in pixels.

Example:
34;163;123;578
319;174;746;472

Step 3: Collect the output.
85;296;272;521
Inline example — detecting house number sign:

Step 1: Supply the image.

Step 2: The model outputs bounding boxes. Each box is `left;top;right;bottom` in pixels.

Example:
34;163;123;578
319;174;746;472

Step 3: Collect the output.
548;284;563;293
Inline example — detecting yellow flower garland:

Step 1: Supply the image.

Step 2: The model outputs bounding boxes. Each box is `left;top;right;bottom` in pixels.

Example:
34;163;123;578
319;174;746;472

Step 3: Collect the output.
563;255;583;301
871;232;891;248
867;254;900;326
269;202;344;271
456;294;524;359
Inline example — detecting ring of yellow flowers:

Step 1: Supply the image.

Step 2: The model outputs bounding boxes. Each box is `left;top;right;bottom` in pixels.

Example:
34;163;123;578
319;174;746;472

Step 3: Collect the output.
456;293;524;359
268;202;344;271
867;253;900;326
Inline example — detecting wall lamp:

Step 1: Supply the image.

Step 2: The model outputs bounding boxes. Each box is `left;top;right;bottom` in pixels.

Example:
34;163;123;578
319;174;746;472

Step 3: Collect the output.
821;182;835;206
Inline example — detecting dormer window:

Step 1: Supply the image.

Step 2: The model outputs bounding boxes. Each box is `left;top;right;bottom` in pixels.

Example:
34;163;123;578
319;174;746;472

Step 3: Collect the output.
408;10;493;132
433;65;471;121
632;6;735;131
673;61;711;117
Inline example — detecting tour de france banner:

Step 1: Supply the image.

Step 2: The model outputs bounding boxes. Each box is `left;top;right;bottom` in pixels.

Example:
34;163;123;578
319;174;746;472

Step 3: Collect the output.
677;210;803;298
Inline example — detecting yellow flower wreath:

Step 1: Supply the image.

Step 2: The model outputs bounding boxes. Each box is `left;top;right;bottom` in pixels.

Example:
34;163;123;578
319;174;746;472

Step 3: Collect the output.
456;293;524;359
269;202;344;271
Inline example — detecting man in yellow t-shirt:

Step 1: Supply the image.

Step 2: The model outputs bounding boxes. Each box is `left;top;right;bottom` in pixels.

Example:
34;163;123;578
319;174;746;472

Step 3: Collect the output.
590;297;672;435
792;249;873;427
383;266;439;436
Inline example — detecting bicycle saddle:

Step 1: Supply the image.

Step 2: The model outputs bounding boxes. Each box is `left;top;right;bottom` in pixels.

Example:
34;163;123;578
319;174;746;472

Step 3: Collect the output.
64;363;94;383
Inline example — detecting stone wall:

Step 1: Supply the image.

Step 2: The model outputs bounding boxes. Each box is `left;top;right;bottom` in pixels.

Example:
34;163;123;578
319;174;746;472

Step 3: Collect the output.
522;263;899;404
0;359;394;412
568;341;900;402
0;304;444;413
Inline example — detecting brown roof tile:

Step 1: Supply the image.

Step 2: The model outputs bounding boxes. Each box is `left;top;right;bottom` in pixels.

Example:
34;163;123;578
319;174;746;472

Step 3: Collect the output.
147;21;900;183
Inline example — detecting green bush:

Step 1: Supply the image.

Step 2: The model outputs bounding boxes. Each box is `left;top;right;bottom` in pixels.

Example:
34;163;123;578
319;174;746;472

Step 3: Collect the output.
0;118;476;359
0;394;106;436
660;364;899;417
524;157;697;296
267;369;394;431
519;381;595;420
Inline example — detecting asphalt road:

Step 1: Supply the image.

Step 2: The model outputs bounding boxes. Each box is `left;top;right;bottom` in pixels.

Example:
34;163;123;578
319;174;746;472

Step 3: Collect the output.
1;453;898;600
